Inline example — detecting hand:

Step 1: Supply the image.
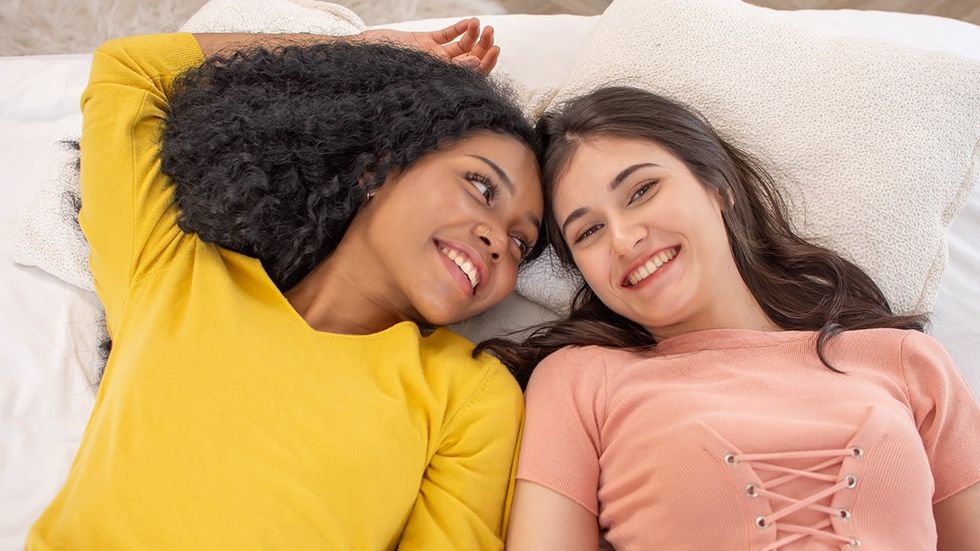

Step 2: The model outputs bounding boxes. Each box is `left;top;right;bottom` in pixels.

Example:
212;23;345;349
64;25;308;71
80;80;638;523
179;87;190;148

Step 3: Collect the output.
359;18;500;75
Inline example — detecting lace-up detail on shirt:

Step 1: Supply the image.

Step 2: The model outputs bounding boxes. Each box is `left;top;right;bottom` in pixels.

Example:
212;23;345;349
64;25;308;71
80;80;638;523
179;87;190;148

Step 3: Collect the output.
726;447;864;550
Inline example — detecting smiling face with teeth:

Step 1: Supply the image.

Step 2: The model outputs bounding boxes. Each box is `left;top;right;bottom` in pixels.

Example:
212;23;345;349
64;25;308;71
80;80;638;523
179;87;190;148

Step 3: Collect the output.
553;135;759;340
338;131;543;327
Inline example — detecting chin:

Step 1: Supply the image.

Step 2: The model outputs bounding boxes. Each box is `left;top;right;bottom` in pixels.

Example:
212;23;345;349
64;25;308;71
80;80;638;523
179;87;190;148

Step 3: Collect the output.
415;303;472;327
414;291;502;327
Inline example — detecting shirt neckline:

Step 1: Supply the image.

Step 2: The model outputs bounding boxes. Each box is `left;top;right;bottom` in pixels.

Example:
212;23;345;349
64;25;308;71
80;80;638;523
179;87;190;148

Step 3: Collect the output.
653;327;816;355
242;253;425;342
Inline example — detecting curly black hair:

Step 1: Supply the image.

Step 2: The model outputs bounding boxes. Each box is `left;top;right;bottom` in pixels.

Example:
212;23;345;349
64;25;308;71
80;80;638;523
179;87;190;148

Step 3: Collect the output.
160;39;540;291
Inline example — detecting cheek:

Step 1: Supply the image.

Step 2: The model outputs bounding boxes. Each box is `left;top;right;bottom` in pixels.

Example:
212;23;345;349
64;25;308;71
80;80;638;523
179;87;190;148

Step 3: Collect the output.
492;260;519;296
693;210;731;263
573;249;614;295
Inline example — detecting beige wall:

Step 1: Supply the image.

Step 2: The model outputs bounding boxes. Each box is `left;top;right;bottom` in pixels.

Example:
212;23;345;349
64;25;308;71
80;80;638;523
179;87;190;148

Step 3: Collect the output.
745;0;980;26
509;0;980;25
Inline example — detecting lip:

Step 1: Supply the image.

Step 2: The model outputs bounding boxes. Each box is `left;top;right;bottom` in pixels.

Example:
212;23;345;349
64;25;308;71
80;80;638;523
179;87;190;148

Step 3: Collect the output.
620;245;681;289
434;239;489;297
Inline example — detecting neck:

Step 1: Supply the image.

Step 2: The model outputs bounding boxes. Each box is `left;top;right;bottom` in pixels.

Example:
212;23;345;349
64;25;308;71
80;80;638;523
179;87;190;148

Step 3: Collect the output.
648;273;780;342
283;243;411;335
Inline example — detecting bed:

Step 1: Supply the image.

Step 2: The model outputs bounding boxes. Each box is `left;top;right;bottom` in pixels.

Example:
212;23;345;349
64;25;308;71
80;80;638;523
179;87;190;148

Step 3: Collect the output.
2;1;979;548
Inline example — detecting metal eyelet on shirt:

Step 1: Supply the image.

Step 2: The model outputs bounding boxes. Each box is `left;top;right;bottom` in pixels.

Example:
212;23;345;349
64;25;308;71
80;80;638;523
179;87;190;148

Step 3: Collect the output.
851;446;864;459
735;448;861;547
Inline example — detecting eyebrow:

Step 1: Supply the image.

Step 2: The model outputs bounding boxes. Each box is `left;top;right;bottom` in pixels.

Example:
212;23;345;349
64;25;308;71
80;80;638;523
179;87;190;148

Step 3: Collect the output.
469;155;514;193
610;163;659;190
561;207;589;238
469;154;541;231
560;163;660;237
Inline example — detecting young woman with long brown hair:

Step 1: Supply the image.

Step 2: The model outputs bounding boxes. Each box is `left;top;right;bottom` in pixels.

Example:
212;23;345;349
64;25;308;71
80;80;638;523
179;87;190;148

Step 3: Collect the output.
491;87;980;550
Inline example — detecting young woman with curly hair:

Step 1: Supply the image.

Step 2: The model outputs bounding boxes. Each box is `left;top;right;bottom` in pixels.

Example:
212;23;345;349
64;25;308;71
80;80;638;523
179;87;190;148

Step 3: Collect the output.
492;87;980;550
28;21;543;550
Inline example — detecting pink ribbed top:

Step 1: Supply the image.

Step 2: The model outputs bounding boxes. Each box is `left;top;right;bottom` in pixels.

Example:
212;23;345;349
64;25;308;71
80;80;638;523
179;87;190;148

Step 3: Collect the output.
517;328;980;550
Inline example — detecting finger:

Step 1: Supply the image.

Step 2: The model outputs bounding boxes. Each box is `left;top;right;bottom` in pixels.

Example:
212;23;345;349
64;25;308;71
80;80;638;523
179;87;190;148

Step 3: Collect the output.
441;19;480;58
478;45;501;75
454;55;481;70
432;18;473;44
470;25;494;60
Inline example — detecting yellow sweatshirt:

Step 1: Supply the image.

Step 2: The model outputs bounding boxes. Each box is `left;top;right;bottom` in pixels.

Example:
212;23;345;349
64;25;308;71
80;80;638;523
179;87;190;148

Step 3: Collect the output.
27;33;523;551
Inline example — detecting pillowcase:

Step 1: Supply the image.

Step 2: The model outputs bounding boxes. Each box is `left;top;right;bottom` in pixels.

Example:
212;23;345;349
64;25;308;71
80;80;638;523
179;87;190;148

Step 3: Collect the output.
532;0;980;316
9;142;95;291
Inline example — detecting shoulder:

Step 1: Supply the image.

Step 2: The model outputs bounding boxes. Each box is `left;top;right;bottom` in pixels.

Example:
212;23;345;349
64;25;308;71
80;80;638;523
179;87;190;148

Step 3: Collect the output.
894;329;949;358
529;344;634;387
893;329;962;389
833;328;953;364
422;328;515;384
836;327;919;345
835;328;963;397
825;327;914;365
421;328;523;422
524;345;621;412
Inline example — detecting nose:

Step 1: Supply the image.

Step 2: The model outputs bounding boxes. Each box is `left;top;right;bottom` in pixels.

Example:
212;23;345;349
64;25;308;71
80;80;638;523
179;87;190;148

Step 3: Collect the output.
475;224;502;261
609;216;646;256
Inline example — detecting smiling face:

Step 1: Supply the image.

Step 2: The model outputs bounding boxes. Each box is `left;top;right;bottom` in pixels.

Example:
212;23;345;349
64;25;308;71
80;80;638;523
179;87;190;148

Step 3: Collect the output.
353;131;543;326
553;135;747;339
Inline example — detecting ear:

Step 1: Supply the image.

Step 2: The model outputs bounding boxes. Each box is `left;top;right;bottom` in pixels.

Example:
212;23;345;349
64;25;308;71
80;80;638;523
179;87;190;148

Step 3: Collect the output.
709;186;735;212
357;166;403;207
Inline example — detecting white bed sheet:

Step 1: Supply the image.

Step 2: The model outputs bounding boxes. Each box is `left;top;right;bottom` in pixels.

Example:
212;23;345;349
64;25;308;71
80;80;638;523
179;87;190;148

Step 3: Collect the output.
1;9;979;550
0;54;101;549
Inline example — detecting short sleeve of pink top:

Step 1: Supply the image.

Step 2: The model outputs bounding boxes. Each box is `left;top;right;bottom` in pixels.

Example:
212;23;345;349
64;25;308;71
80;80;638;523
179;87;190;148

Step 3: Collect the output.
516;328;980;550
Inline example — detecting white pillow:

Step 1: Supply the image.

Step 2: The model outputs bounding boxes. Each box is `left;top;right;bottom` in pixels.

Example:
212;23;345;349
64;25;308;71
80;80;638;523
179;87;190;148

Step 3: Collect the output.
532;0;980;316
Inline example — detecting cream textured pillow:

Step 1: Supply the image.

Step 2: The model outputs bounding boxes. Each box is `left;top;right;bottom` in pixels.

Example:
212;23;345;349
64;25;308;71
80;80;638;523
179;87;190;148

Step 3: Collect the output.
536;0;980;316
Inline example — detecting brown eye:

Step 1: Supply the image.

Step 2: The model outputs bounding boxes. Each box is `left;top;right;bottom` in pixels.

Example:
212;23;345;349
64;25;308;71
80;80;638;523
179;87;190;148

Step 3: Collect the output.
511;236;529;257
574;224;602;244
466;172;497;204
628;180;658;204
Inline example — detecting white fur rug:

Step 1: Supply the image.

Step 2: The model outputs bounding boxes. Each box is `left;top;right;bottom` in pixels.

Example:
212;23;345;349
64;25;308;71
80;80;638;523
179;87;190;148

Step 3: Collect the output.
0;0;515;56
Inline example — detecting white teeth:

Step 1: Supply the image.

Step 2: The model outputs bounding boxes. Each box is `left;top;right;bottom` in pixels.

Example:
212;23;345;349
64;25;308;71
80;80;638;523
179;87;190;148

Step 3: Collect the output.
440;247;480;290
627;248;678;286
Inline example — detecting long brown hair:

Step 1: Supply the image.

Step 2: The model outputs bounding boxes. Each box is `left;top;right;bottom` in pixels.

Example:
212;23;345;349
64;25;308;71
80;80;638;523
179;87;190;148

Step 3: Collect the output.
478;86;926;387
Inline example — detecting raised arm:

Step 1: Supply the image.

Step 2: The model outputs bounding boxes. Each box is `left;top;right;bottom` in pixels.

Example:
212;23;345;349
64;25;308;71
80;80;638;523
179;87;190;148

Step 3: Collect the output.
78;34;206;333
193;18;499;74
